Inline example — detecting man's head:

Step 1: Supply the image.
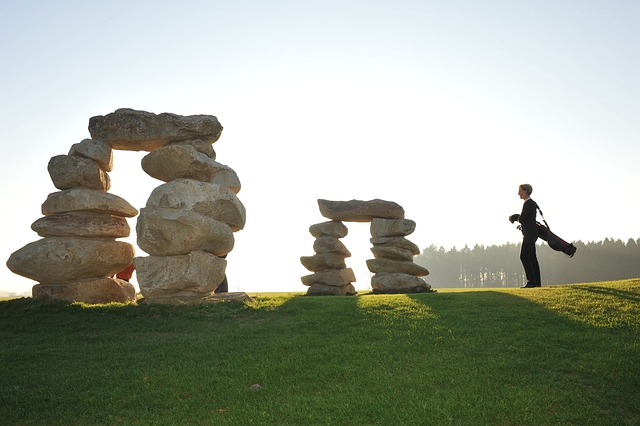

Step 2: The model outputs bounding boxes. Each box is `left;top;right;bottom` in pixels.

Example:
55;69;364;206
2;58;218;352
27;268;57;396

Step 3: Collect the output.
518;184;533;199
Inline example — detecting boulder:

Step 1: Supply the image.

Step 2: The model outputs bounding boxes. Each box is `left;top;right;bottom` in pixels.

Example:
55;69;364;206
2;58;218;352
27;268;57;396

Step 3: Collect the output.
145;179;245;231
301;268;356;287
6;237;135;283
42;188;138;218
31;212;130;238
306;283;356;296
136;207;234;256
134;251;227;300
88;108;223;151
370;218;416;237
313;236;351;257
32;278;136;304
68;139;114;172
371;272;432;294
48;155;111;191
369;236;420;255
201;292;253;303
309;220;348;238
366;258;429;276
149;292;253;304
317;199;404;222
300;252;347;271
141;145;241;193
370;245;414;261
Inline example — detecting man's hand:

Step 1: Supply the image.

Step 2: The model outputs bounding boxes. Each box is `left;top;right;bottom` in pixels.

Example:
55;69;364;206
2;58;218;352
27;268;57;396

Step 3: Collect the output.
509;214;520;223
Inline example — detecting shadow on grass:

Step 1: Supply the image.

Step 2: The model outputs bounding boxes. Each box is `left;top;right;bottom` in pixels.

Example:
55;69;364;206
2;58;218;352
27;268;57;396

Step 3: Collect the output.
574;285;640;303
403;290;640;423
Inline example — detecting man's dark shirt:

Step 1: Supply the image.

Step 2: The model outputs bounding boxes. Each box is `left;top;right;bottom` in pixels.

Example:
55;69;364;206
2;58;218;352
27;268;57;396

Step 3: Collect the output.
519;198;538;237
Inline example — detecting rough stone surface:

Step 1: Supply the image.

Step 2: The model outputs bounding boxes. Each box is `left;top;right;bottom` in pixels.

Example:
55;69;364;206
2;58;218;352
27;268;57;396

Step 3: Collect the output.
31;212;130;238
369;236;420;255
32;278;136;304
144;292;254;305
146;179;245;231
141;145;241;193
201;292;253;303
309;221;348;238
6;237;135;283
134;251;226;300
370;218;416;238
169;139;216;159
48;155;111;191
42;188;138;218
301;268;356;287
306;283;356;296
136;207;234;256
370;245;415;261
313;236;351;257
371;272;432;293
318;199;404;222
208;163;241;194
88;108;223;151
68;138;114;172
300;252;347;271
366;258;430;276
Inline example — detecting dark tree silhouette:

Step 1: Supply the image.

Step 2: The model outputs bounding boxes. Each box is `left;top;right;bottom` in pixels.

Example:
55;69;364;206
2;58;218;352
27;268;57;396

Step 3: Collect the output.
415;238;640;288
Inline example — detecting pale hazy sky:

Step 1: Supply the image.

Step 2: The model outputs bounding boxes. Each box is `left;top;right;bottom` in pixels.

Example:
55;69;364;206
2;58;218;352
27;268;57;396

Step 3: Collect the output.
1;0;638;294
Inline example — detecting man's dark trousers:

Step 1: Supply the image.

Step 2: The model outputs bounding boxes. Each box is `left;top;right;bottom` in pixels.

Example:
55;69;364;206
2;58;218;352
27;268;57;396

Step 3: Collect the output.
520;235;541;286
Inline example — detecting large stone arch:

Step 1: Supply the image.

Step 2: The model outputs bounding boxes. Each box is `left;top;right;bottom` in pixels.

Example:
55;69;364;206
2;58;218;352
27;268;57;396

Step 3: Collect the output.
300;199;431;295
7;109;244;304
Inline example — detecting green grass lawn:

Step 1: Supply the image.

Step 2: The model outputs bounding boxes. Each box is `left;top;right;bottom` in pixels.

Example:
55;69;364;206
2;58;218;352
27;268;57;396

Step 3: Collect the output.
1;279;639;425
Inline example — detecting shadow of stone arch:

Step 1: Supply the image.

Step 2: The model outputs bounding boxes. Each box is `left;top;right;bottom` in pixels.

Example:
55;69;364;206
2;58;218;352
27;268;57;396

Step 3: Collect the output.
403;289;640;421
6;108;245;305
576;284;640;303
300;199;432;295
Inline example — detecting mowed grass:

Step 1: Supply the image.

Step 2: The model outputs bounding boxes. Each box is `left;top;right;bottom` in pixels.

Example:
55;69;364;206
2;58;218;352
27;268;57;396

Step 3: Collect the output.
1;279;639;425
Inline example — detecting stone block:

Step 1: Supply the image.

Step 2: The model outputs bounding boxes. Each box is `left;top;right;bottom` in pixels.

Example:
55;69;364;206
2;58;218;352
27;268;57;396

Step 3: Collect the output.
89;108;222;151
31;212;130;238
318;199;404;222
146;179;245;231
136;207;234;256
134;251;226;300
7;237;135;283
42;188;138;217
32;278;136;304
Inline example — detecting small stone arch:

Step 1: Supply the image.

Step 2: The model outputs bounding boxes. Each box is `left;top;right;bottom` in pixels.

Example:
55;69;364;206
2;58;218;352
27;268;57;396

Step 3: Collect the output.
300;199;431;295
7;109;245;304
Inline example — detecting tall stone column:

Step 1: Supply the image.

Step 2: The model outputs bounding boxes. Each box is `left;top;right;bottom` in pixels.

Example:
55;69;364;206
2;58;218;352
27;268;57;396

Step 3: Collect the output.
6;139;138;303
367;218;432;293
300;220;356;295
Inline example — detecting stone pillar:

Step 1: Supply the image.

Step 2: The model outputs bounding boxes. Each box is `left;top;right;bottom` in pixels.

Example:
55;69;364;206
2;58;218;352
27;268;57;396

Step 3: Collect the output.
87;108;245;303
300;220;357;295
368;218;432;293
6;139;138;304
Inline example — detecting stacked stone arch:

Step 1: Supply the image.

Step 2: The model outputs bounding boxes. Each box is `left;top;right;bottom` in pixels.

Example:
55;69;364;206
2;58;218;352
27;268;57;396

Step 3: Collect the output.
7;109;243;304
300;199;432;295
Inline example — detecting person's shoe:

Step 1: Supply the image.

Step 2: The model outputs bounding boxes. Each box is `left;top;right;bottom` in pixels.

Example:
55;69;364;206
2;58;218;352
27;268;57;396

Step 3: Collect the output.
521;283;538;288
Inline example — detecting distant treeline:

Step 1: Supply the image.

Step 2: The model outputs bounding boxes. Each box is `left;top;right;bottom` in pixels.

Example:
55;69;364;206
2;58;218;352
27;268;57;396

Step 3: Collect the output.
415;238;640;288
